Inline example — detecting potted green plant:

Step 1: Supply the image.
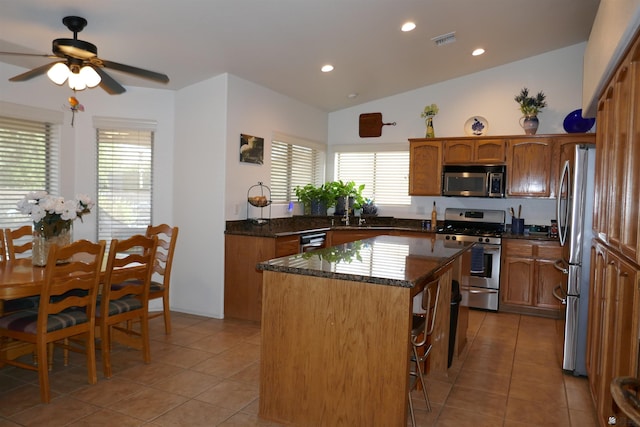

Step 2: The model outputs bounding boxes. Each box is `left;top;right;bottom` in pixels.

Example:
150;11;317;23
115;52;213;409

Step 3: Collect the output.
295;183;332;215
328;180;365;216
514;87;546;135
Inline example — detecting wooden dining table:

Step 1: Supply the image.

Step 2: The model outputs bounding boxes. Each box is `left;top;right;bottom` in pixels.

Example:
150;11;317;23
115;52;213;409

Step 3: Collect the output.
0;258;48;361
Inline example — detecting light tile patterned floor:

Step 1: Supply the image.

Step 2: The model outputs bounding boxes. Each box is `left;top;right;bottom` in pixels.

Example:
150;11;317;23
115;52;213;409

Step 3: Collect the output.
0;310;597;426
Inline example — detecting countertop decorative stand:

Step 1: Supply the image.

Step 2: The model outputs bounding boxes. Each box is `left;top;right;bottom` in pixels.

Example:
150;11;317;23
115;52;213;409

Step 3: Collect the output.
247;182;271;226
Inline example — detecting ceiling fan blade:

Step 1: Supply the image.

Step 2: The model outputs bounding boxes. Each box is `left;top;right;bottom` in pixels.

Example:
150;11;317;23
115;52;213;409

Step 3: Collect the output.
9;61;61;82
0;51;56;58
100;59;169;84
92;66;126;95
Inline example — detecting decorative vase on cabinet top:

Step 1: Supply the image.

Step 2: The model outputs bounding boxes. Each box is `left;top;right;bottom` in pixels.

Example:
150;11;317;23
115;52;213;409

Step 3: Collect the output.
519;115;539;135
425;116;435;138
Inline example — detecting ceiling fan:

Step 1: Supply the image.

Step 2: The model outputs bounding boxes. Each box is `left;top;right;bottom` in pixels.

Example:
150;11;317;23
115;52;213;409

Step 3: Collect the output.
0;16;169;94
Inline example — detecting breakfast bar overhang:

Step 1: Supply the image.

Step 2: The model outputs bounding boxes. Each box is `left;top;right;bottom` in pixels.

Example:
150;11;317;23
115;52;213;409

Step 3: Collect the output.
257;234;473;426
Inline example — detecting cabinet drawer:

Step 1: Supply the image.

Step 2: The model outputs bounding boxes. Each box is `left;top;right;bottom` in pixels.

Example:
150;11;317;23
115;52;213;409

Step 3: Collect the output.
275;235;300;257
535;242;562;260
503;240;533;257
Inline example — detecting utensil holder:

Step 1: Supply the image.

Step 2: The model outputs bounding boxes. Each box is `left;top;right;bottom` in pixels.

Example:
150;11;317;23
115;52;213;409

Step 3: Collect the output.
512;218;525;235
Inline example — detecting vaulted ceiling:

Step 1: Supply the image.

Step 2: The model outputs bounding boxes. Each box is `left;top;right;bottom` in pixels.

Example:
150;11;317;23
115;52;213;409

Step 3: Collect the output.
0;0;600;112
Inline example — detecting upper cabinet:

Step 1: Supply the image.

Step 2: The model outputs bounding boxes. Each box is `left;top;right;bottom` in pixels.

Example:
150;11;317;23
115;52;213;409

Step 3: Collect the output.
506;137;553;197
443;139;505;164
409;139;442;196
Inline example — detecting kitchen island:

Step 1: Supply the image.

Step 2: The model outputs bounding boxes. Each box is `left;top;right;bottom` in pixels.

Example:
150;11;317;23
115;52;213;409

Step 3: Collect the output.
256;234;472;426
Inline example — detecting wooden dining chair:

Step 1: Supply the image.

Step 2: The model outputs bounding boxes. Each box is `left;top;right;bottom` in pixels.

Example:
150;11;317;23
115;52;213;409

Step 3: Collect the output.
0;239;106;403
0;229;7;262
96;234;157;378
145;224;179;334
5;225;33;260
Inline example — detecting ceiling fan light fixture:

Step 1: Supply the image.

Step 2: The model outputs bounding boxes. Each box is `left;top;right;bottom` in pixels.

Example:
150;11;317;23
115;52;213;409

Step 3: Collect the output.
47;62;70;85
80;65;101;87
68;72;87;91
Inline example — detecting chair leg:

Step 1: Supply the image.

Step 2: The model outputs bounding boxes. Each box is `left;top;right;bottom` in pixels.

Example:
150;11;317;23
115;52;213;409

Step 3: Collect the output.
413;345;431;412
85;333;97;384
408;391;416;427
101;324;112;379
162;296;171;335
141;316;151;363
36;341;51;403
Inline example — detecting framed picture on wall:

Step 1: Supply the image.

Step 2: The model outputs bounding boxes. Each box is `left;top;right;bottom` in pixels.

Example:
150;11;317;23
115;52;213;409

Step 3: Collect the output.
240;134;264;165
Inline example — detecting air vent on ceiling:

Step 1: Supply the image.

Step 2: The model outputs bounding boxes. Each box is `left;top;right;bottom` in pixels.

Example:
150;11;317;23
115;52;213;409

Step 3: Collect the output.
431;31;456;47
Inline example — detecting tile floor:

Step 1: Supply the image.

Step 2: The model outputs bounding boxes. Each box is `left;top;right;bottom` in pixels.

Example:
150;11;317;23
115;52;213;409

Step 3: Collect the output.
0;310;598;426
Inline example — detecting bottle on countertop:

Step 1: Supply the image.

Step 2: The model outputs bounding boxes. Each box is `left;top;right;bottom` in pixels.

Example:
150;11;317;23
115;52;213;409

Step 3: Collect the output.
431;201;437;229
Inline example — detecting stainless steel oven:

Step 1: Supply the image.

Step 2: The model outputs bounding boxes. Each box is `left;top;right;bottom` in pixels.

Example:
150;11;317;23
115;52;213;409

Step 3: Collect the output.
436;208;505;312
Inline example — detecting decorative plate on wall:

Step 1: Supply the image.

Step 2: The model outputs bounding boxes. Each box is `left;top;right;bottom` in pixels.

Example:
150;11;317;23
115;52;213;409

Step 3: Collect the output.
464;116;489;136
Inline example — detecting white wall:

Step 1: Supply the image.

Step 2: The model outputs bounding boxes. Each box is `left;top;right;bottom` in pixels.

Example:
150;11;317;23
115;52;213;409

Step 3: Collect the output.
172;74;228;318
225;75;328;220
0;62;175;241
327;43;588;227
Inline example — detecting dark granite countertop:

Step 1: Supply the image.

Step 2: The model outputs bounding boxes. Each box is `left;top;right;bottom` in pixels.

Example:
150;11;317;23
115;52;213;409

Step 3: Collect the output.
257;234;473;289
226;216;558;242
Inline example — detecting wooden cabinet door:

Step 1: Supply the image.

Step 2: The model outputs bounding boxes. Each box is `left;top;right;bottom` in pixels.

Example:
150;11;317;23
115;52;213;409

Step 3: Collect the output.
444;141;473;164
622;50;640;263
587;241;606;401
409;140;442;196
594;92;613;243
608;62;632;250
535;259;565;309
507;138;553;197
476;139;505;163
501;256;534;306
224;235;276;322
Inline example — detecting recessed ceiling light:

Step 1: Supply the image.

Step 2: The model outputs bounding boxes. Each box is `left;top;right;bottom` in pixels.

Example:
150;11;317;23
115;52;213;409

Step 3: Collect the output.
321;64;334;72
472;48;485;56
401;22;416;32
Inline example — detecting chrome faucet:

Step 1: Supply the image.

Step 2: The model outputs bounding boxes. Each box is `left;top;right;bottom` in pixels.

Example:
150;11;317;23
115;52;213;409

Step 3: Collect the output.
341;211;350;226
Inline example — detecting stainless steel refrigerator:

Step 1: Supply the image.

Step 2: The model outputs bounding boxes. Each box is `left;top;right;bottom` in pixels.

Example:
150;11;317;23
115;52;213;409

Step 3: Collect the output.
555;143;596;376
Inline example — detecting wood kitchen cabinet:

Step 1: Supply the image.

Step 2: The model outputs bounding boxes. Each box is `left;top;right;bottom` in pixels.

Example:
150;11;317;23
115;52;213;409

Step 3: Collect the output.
506;137;553;197
408;139;442;196
443;139;505;164
500;239;565;318
587;31;640;427
224;234;302;321
587;241;640;426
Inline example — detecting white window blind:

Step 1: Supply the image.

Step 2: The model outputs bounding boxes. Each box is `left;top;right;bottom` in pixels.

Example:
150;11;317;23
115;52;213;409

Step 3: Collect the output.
334;150;410;205
270;134;325;203
0;115;60;229
96;126;153;242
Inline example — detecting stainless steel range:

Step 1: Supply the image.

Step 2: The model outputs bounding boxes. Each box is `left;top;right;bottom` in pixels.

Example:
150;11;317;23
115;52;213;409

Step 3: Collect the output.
436;208;505;311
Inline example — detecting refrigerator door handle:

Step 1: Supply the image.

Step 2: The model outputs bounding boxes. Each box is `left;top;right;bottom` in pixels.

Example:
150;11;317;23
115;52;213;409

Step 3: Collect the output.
553;284;567;304
554;259;569;274
557;160;571;247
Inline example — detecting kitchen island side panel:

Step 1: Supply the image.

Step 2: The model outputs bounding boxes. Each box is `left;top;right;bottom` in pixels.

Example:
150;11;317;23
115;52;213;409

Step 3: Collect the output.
259;271;412;426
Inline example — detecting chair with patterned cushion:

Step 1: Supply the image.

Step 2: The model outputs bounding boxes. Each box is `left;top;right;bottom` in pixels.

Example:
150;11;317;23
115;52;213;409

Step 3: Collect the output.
145;224;178;334
96;234;157;378
5;225;33;260
0;239;106;403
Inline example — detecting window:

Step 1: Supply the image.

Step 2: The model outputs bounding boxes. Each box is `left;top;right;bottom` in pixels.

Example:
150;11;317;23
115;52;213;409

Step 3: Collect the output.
95;117;155;242
334;147;410;205
270;133;325;203
0;103;62;229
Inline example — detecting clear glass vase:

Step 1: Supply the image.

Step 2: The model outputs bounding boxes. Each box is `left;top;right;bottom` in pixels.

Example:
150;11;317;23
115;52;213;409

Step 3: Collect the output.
32;220;73;266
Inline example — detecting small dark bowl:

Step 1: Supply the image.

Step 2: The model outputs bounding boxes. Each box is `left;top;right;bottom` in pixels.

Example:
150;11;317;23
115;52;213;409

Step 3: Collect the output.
563;109;595;133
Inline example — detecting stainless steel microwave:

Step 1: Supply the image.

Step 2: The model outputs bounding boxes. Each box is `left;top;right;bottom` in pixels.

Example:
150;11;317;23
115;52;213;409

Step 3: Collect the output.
441;165;506;198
